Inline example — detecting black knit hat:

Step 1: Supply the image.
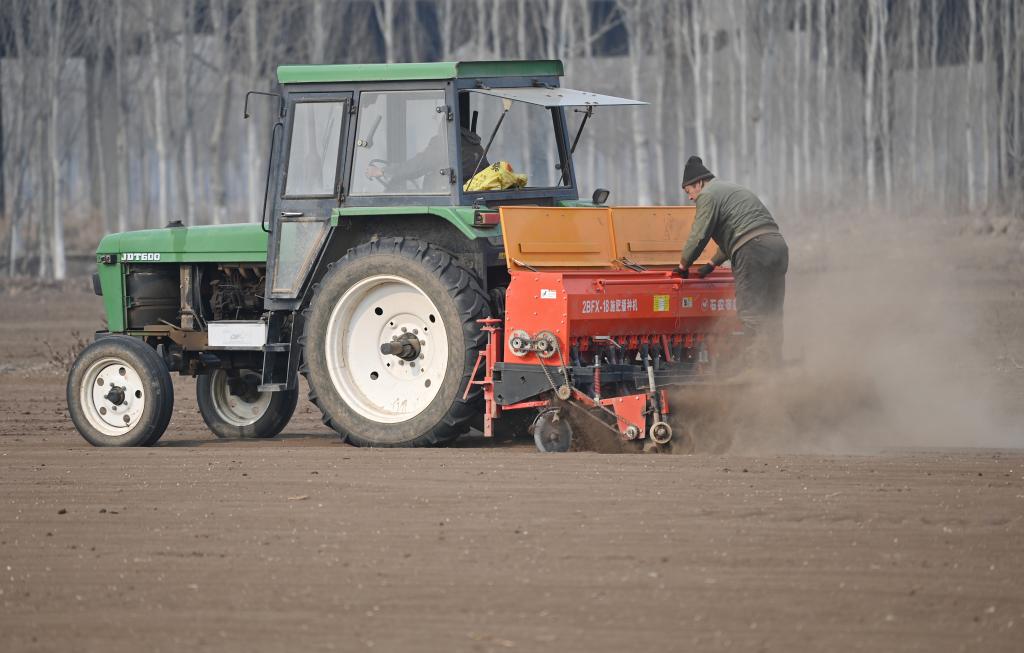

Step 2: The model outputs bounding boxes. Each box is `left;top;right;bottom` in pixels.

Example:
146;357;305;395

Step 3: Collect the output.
681;156;714;187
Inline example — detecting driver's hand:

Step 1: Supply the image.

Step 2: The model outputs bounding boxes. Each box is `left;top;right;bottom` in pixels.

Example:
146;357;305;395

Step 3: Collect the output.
366;165;384;178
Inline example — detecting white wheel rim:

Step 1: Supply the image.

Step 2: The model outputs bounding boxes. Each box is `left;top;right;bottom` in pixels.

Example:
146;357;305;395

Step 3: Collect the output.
209;369;272;427
79;357;147;437
324;274;449;423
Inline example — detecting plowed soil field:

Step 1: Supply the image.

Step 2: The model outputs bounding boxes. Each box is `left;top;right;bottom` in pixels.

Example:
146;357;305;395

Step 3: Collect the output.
2;221;1023;652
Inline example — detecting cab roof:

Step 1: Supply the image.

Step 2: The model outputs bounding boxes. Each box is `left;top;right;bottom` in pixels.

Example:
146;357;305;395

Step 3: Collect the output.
276;60;564;85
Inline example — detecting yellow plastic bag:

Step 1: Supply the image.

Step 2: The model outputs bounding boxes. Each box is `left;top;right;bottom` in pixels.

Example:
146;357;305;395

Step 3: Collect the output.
463;161;528;192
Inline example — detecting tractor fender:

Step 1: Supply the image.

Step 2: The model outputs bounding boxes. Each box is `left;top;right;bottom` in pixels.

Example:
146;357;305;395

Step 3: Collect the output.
308;212;502;303
330;206;499;240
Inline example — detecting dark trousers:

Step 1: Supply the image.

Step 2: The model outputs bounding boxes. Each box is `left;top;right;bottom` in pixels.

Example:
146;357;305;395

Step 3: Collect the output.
731;232;789;366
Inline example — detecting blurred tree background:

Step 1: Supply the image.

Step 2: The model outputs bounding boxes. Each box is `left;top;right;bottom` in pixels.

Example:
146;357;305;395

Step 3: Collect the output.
0;0;1021;278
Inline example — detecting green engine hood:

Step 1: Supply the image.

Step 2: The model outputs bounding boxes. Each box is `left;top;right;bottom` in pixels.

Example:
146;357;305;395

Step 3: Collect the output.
97;223;268;263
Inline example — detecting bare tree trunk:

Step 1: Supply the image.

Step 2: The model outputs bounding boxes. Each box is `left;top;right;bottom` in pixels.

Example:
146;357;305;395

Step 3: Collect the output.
475;0;488;57
85;53;100;220
865;0;880;206
966;0;978;212
683;1;706;162
703;1;717;175
619;0;650;204
91;48;110;232
48;0;65;280
7;0;29;275
542;0;558;179
311;0;327;62
372;0;396;63
114;0;130;232
439;0;454;59
908;0;920;203
0;58;4;226
36;117;48;278
650;1;668;203
516;0;527;60
179;0;196;225
997;0;1011;204
980;0;993;209
139;115;151;228
491;0;503;59
801;0;813;207
928;0;940;196
756;3;776;193
832;0;845;187
515;0;530;180
816;0;829;191
1011;0;1019;209
878;0;892;209
792;1;804;212
729;1;749;181
581;0;597;193
246;1;260;223
561;0;575;63
146;0;169;228
209;0;231;225
544;0;557;60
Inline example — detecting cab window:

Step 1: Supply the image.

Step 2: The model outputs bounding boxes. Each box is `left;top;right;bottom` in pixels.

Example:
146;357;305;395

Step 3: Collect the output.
284;101;346;197
461;91;564;189
350;90;450;196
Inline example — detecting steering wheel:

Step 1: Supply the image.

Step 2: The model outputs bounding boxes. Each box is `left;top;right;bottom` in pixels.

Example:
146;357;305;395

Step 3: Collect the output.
367;158;393;188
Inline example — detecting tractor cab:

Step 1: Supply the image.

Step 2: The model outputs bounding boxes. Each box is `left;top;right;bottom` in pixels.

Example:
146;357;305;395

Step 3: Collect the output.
270;60;643;211
263;60;644;307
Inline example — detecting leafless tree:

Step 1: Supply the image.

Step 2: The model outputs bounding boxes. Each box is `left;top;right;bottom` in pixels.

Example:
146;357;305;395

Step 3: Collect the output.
1;0;1021;279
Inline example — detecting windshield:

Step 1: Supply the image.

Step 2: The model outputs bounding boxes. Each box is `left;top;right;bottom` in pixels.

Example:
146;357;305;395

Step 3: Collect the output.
462;91;566;190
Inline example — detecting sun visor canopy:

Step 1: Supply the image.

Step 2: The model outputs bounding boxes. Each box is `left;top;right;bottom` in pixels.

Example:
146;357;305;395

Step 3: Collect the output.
471;87;647;108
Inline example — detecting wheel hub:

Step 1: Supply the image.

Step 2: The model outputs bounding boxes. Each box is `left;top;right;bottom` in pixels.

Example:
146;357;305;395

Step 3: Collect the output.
380;332;422;361
211;369;272;427
103;385;126;406
531;409;572;452
85;360;146;433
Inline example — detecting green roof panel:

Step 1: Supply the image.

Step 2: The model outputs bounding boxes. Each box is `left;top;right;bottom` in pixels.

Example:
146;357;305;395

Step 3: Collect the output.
276;60;564;85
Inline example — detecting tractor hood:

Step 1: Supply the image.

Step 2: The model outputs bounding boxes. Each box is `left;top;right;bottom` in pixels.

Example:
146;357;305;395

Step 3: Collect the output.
96;222;268;264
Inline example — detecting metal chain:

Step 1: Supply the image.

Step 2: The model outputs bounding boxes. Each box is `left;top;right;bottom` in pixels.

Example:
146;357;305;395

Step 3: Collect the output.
537;351;561;393
535;340;643;434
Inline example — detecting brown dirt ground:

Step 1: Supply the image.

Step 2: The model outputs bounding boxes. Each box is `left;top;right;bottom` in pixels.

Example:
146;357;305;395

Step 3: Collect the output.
1;222;1023;652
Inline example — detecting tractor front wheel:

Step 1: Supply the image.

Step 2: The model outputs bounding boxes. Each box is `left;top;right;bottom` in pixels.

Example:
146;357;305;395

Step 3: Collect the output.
301;237;489;447
66;335;174;447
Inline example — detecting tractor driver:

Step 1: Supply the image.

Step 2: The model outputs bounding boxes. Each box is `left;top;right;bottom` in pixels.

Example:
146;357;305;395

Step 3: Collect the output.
366;125;488;191
674;156;789;367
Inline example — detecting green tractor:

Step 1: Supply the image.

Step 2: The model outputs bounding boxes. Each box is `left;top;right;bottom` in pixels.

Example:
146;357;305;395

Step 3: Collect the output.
67;60;644;447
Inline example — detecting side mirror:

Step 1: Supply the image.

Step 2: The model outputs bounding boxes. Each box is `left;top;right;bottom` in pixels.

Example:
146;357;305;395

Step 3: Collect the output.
592;188;610;205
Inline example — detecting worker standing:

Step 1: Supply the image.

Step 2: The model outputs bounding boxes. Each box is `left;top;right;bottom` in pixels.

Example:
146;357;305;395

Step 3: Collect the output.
675;156;789;367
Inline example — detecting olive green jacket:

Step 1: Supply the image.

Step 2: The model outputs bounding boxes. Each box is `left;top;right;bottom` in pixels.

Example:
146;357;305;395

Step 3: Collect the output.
679;180;779;267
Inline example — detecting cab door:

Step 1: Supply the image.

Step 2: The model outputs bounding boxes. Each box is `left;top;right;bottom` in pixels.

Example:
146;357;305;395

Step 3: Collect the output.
267;92;352;301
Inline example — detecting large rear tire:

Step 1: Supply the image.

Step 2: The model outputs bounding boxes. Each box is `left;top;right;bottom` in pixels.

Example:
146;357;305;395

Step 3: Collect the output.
301;237;489;447
66;335;174;447
196;369;298;439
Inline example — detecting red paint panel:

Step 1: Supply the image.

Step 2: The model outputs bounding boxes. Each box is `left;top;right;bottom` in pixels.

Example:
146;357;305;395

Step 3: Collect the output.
503;269;740;362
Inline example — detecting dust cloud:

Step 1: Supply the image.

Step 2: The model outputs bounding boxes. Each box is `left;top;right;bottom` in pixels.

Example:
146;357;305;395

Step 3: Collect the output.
689;214;1024;455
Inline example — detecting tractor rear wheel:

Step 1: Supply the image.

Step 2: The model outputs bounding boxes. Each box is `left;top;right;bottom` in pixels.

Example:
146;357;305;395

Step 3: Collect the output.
66;335;174;447
301;237;489;447
196;369;297;439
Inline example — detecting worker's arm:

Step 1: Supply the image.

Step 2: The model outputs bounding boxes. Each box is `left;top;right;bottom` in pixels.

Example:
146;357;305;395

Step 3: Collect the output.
383;131;445;183
679;195;716;269
696;248;727;279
